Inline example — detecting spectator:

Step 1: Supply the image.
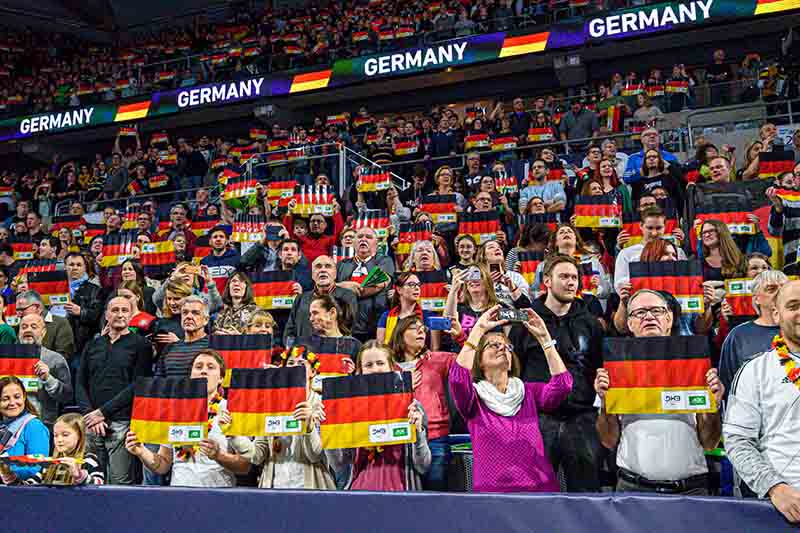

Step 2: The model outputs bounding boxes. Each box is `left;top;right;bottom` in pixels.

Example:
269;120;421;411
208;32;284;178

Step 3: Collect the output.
16;290;75;362
213;272;260;335
706;48;733;106
157;203;197;257
157;295;210;378
19;313;72;430
200;226;240;293
519;159;566;213
595;289;724;494
632;93;663;124
449;304;571;492
623;127;679;184
508;97;532;145
0;376;50;482
240;221;287;273
284;199;344;266
475;240;531;307
63;252;103;358
559;100;599;153
77;296;152;484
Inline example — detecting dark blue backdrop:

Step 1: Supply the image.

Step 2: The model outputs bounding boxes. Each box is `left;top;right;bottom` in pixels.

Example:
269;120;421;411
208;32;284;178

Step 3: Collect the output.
1;487;794;533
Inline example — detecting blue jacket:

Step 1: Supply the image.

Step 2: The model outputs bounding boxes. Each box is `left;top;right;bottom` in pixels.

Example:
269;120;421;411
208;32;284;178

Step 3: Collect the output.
624;148;679;184
201;248;241;281
2;414;50;480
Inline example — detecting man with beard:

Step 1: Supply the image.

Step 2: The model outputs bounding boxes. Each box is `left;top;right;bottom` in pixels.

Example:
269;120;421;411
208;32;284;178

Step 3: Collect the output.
336;227;394;342
200;226;240;293
512;254;604;491
283;198;344;265
283;255;358;343
268;239;312;335
725;280;800;520
156;295;209;378
20;313;72;431
596;289;723;494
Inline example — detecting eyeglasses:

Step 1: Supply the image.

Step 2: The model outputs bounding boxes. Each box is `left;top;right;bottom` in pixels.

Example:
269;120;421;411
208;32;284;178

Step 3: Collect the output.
402;282;421;289
700;230;718;237
629;306;669;320
485;341;514;353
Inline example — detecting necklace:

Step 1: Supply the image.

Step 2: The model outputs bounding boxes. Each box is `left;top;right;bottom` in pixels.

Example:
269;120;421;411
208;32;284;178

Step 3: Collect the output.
771;335;800;391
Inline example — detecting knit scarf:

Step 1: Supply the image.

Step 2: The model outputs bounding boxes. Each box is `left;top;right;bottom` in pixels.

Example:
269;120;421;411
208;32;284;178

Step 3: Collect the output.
383;304;424;343
474;378;525;417
69;275;88;298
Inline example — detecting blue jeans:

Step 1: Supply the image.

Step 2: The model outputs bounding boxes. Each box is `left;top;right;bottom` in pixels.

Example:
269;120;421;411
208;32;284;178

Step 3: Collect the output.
422;437;451;491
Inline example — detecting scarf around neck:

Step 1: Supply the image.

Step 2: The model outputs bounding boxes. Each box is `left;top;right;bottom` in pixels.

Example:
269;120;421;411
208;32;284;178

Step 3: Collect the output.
474;378;525;417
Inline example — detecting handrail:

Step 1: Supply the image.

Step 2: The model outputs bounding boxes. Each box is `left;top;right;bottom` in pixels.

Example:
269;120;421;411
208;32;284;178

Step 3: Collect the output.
341;146;409;192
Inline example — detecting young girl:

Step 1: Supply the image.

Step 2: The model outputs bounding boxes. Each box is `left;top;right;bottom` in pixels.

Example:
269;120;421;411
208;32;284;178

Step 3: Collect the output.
238;345;336;489
329;341;431;491
4;413;104;485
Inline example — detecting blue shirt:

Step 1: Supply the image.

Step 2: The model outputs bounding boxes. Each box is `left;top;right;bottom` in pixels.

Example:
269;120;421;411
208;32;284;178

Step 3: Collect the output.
519;181;567;212
719;321;779;399
1;415;50;480
623;148;678;183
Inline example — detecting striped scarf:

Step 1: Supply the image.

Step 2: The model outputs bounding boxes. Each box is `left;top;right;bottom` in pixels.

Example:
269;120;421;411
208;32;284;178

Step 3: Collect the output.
383;304;424;344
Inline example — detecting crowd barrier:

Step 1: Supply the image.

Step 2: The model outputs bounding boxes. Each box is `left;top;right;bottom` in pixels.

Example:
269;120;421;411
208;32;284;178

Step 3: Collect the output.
1;486;793;533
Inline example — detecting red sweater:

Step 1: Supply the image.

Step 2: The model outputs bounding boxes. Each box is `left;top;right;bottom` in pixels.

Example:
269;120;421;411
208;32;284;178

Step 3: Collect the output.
284;211;344;264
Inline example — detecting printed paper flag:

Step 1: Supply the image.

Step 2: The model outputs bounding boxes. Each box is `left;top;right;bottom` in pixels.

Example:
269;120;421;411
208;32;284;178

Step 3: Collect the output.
458;212;501;245
0;344;40;392
223;177;258;210
50;215;82;236
666;80;689;93
394;140;418;157
209;334;280;387
267;180;298;207
573;195;622;228
495;174;518;195
465;133;490;150
4;302;17;327
517;213;558;233
580;262;597;296
302;336;360;379
518;251;545;286
417;270;447;313
332;246;355;263
527;127;553;142
17;259;58;276
130;377;208;445
193;235;212;265
251;271;296;310
148;174;169;190
11;242;34;261
353;210;389;239
621;211;679;248
321;372;416;449
100;232;137;267
775;188;800;202
725;278;757;317
491;136;517;151
419;194;457;224
694;196;756;238
603;336;716;415
357;171;391;192
190;215;220;237
140;241;177;279
629;260;704;314
396;222;433;264
758;150;795;180
231;214;267;243
224;367;307;437
291;185;334;216
151;133;169;145
27;270;69;306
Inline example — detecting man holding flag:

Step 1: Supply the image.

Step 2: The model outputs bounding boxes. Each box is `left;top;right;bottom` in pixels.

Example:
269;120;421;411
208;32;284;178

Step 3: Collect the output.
725;280;800;521
595;289;724;494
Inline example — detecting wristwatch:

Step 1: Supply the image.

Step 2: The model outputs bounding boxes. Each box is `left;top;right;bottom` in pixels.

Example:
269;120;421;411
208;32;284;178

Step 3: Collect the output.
541;339;557;350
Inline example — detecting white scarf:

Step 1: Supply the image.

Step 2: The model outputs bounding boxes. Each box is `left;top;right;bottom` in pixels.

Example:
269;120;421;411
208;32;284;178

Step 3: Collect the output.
474;377;525;417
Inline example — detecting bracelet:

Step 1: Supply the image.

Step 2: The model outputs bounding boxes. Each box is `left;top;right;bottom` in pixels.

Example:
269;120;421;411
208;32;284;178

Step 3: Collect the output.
463;340;478;352
150;451;162;472
540;339;557;350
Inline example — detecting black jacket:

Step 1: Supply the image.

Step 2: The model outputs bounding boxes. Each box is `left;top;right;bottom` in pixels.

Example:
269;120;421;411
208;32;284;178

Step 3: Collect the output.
68;280;104;357
513;296;603;417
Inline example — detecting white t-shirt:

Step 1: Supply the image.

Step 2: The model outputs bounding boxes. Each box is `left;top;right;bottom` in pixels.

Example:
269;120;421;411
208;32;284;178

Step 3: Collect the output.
613;242;687;293
616;413;708;481
170;399;237;488
724;349;800;491
271;436;307;489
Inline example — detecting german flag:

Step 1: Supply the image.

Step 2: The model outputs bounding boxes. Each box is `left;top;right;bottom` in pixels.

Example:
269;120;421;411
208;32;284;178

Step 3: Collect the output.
321;372;415;450
0;186;12;197
209;334;279;387
115;79;131;91
243;47;259;57
303;336;360;380
4;303;17;327
603;336;716;415
357;171;391;193
622;82;644;97
82;223;105;244
527;127;554;142
190;215;219;237
666;80;689;93
354;210;389;240
150;132;168;145
251;271;296;310
458;212;501;245
547;167;566;182
266;138;289;164
725;278;756;317
211;157;227;170
394;141;418;156
250;129;268;140
193;235;211;265
629;260;704;314
11;242;34;261
100;232;137;268
158;152;177;166
283;33;301;42
130;377;208;445
127;180;144;196
289;69;332;93
364;132;380;145
417;270;447;313
573;195;622;228
758;150;795;179
114;100;151;122
352;116;372;130
333;246;355;263
775;188;800;202
352;31;369;42
396;222;433;263
50;215;82;236
695;196;755;238
518;251;545;286
17;259;58;276
231;214;267;243
621;211;679;248
27;271;69;306
118;126;136;136
646;84;665;97
755;0;800;15
518;213;558;233
420;194;457;224
141;241;176;279
292;185;334;217
491;136;517;151
378;28;395;41
77;83;94;95
396;26;415;38
0;344;40;392
464;133;490;150
605;105;622;132
495;174;518;195
157;71;175;82
498;32;549;58
148;174;169;190
579;262;598;296
219;168;240;186
225;367;307;437
223;177;258;208
267;179;298;207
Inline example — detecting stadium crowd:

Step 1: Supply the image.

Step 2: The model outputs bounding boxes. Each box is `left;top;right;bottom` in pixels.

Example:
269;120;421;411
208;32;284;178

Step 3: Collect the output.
1;5;800;527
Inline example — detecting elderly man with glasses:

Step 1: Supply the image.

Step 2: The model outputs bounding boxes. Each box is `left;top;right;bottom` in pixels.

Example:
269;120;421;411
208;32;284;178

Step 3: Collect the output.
595;289;724;495
16;290;76;362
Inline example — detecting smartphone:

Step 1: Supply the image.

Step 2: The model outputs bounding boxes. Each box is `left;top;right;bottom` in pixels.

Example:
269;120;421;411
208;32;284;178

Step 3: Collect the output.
467;267;482;281
497;308;528;322
426;316;452;331
489;264;501;274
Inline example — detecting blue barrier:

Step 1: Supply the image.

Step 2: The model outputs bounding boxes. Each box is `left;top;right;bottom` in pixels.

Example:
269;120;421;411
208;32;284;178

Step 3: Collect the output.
1;486;794;533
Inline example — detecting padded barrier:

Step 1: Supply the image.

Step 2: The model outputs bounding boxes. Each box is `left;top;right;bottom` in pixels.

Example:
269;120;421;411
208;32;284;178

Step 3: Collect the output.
1;486;794;533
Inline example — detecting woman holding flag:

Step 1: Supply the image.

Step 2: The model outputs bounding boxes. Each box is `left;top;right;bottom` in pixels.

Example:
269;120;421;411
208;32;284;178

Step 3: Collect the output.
449;305;572;493
237;345;336;490
125;350;251;487
390;316;457;491
0;376;50;482
377;271;437;348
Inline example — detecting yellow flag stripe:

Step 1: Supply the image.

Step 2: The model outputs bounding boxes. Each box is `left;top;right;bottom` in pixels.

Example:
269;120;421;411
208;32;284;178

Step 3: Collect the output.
130;419;207;446
224;411;305;437
321;418;416;450
606;386;717;415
